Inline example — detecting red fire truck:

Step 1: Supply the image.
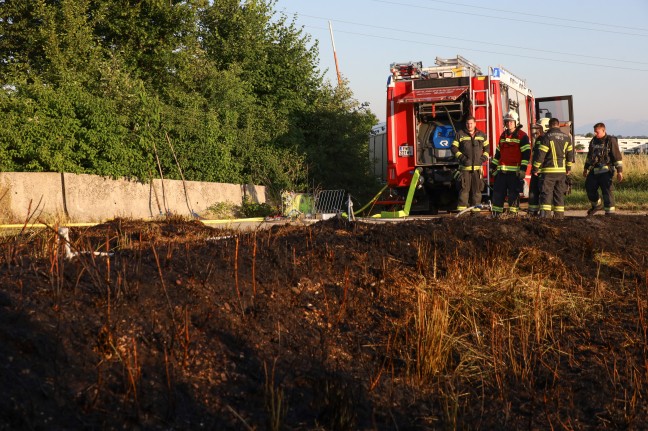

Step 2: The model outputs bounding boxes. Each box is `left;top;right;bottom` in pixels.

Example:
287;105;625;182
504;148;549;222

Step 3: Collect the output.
376;55;573;216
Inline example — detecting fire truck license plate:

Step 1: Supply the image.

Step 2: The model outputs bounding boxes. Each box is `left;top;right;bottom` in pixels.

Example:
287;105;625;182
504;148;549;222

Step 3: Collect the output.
399;145;413;157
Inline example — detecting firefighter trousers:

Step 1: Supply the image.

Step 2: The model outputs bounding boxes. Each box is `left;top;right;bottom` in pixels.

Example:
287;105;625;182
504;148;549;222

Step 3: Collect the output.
585;171;615;213
538;173;566;214
492;172;521;213
527;174;540;214
457;170;483;210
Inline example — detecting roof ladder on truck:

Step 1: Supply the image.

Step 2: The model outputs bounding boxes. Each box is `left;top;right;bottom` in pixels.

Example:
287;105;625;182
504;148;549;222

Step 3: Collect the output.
471;83;490;140
434;55;482;75
434;55;488;137
470;71;491;197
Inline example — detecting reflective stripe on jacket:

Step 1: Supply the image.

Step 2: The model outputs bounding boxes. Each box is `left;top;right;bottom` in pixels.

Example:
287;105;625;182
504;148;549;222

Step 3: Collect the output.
532;127;574;174
492;128;530;172
451;128;489;171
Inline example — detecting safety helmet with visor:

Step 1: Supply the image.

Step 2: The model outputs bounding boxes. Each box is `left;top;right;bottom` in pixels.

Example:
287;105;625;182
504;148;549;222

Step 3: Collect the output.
503;110;519;124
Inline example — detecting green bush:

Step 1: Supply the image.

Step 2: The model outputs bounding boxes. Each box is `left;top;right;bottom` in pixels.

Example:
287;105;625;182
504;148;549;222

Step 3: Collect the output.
239;197;277;218
205;201;238;220
0;0;379;198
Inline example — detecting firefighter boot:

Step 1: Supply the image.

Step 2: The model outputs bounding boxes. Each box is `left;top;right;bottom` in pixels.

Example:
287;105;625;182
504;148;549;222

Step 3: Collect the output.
539;210;551;218
554;212;565;219
587;199;603;216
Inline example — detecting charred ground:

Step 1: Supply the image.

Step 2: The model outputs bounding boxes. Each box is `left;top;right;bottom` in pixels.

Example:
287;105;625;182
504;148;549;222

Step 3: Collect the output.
1;215;647;430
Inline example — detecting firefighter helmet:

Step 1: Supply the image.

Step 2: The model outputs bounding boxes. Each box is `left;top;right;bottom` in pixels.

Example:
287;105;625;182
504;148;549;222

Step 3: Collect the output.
503;110;519;124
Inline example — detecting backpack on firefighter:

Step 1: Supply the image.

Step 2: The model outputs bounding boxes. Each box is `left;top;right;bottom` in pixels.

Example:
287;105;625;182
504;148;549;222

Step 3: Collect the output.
585;135;613;176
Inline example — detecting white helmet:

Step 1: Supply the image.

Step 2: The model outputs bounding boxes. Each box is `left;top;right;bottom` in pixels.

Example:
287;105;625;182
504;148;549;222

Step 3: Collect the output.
503;110;519;124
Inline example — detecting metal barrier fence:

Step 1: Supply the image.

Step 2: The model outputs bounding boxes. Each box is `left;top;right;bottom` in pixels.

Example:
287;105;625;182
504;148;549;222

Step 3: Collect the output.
281;189;347;218
314;189;346;214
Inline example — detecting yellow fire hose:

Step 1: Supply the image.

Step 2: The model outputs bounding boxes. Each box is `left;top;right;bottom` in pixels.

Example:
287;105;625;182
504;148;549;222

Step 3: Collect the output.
0;217;266;231
353;184;389;216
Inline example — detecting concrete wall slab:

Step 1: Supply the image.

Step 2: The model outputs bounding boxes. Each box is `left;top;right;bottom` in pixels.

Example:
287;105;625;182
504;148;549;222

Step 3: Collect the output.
0;172;265;223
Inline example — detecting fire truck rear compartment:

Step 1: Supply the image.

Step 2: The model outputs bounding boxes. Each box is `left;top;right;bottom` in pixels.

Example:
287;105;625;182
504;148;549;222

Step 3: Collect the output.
381;56;573;216
413;110;461;213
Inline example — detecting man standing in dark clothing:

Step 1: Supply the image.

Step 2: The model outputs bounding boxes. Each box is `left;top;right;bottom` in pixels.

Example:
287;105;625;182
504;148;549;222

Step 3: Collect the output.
531;118;574;218
583;122;624;216
490;111;530;217
451;115;489;212
527;123;544;216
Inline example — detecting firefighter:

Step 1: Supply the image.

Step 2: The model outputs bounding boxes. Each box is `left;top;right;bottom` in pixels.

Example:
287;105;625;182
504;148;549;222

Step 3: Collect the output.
583;122;624;216
527;123;544;216
490;111;530;217
531;118;574;218
451;115;489;212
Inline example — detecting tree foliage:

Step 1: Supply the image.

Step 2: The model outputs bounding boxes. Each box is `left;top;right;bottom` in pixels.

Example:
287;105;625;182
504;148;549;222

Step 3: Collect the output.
0;0;378;203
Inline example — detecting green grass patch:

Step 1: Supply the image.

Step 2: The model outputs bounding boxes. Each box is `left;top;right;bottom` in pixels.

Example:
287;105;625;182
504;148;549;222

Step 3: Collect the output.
565;188;648;210
564;154;648;210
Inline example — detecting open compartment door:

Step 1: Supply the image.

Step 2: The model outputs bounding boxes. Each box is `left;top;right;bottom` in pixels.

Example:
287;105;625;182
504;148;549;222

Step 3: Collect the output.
397;86;468;104
535;95;574;136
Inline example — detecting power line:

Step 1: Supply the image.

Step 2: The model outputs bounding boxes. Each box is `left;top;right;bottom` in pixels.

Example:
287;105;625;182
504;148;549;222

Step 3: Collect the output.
299;14;648;66
306;25;648;73
370;0;648;38
412;0;648;32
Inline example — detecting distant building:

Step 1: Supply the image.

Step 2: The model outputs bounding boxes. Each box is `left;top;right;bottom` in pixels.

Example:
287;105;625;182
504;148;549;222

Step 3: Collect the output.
574;136;590;153
574;136;648;154
629;142;648;154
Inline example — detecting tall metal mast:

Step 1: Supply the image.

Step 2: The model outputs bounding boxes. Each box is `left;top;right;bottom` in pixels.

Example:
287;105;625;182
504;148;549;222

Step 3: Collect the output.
328;21;342;86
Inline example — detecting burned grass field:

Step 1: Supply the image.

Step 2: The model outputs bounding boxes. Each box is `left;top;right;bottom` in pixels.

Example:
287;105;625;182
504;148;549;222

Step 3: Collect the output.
1;215;648;430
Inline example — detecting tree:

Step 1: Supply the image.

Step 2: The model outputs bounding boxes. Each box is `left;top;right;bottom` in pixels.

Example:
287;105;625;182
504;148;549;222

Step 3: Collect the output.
0;0;153;178
289;80;379;202
0;0;380;206
0;0;49;82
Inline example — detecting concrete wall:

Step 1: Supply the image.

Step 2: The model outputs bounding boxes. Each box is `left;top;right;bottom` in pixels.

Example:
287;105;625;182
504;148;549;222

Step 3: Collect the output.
0;172;265;223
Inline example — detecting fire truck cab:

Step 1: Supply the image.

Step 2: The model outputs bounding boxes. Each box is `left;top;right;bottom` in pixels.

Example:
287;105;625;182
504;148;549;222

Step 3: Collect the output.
380;55;573;215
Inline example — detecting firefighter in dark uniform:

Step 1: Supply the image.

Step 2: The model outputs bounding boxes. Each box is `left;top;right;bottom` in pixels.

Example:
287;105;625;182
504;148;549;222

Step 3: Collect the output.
531;118;574;218
583;122;624;216
490;111;530;217
451;115;489;212
527;122;544;216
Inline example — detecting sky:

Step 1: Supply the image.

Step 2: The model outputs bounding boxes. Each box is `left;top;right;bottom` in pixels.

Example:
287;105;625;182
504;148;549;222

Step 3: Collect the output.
273;0;648;136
